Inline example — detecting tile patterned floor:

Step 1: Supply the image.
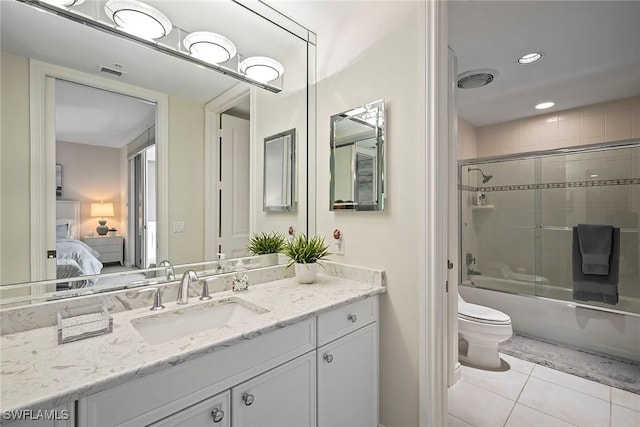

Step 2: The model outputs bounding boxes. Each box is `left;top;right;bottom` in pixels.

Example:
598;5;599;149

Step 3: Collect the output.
448;353;640;427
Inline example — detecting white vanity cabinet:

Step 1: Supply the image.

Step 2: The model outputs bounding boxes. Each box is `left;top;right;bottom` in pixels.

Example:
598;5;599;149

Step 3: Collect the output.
317;297;379;427
76;295;379;427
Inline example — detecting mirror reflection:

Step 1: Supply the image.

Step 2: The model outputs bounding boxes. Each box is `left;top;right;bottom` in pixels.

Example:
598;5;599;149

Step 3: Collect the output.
330;100;385;211
263;129;296;212
0;0;315;307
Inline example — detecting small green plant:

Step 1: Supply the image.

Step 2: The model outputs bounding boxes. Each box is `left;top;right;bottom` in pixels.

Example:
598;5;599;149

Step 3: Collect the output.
246;231;286;255
282;234;330;268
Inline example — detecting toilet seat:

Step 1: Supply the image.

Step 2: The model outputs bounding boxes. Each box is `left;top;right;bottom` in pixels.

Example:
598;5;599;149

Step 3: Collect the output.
459;302;511;325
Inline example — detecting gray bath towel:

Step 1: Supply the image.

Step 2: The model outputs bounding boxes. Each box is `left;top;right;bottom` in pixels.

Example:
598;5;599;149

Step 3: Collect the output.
572;226;619;305
577;224;613;275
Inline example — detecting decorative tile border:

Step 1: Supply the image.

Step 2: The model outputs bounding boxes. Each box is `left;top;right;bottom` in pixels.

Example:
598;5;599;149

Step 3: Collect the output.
459;178;640;193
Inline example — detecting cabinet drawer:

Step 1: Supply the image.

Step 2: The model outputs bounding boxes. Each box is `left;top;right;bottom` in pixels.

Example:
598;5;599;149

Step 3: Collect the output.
85;237;122;247
317;296;378;346
99;252;122;263
150;391;230;427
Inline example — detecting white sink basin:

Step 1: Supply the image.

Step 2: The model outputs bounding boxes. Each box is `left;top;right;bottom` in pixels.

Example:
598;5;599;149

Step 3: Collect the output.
131;297;268;345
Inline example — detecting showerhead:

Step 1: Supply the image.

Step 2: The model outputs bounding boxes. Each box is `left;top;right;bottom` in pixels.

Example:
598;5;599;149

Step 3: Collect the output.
468;167;493;184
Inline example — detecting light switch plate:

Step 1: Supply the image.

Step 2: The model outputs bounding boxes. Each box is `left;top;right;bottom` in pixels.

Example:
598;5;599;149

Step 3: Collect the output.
173;221;185;233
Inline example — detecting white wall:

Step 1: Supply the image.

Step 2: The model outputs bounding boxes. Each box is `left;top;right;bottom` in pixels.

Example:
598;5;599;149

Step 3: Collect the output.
56;141;123;238
167;95;205;265
315;3;425;425
0;52;31;285
458;117;478;160
253;39;308;238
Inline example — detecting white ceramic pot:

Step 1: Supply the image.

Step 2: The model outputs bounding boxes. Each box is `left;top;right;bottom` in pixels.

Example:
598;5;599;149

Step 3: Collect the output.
295;263;318;284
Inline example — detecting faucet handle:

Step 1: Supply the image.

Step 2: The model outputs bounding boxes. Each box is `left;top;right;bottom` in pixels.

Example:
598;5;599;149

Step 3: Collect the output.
138;287;165;311
200;280;212;301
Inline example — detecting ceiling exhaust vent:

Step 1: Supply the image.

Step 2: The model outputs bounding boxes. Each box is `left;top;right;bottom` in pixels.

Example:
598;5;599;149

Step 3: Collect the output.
97;65;126;77
457;68;498;89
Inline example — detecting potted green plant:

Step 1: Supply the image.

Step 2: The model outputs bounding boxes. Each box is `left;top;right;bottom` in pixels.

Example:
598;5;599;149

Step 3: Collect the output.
282;234;330;284
246;232;286;267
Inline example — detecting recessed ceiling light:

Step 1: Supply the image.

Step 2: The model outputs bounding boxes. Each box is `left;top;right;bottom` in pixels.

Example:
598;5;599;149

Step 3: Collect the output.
535;101;555;110
518;52;543;64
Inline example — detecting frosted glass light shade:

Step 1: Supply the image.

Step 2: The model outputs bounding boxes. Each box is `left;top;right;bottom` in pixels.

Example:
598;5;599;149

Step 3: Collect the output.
240;57;284;83
183;32;236;64
42;0;85;7
105;0;172;40
91;202;115;218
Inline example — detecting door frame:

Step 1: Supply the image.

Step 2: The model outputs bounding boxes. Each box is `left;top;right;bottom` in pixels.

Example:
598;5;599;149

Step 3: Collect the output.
29;59;169;284
203;84;251;261
420;0;450;426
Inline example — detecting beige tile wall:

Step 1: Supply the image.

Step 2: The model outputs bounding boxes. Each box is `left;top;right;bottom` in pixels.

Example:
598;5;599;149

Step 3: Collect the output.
475;96;640;157
458;118;478;160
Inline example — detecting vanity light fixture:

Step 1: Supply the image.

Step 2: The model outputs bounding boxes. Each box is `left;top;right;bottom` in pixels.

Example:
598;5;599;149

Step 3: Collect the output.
183;32;237;64
518;52;543;64
104;0;172;40
535;101;555;110
240;56;285;83
42;0;85;7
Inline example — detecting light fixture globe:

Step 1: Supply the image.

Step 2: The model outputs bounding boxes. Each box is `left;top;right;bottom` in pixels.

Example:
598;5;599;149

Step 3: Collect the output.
42;0;85;7
240;56;284;83
105;0;172;40
183;32;237;64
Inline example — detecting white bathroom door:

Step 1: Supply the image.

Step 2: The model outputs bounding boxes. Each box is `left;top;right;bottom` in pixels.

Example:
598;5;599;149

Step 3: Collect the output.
220;114;250;258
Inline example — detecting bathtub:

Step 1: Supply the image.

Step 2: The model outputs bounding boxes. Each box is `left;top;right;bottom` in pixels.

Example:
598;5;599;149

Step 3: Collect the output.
460;275;640;362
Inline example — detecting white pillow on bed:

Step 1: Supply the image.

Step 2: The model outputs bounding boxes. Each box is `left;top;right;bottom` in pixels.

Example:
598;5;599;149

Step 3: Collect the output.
56;219;76;239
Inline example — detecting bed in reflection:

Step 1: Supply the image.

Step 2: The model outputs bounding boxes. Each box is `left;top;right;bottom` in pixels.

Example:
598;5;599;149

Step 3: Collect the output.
56;201;103;289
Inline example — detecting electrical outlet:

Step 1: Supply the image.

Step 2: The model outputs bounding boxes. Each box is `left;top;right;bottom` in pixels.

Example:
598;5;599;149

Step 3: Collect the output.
173;221;185;233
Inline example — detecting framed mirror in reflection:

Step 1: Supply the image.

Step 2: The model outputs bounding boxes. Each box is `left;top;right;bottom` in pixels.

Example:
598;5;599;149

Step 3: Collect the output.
0;0;316;308
263;129;296;212
330;99;385;211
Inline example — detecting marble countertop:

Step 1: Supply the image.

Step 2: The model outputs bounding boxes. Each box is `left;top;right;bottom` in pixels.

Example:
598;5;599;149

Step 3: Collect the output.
0;271;385;414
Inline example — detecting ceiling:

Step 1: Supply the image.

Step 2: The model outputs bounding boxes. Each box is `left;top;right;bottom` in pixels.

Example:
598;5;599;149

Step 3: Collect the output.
0;0;307;147
56;80;155;148
449;0;640;127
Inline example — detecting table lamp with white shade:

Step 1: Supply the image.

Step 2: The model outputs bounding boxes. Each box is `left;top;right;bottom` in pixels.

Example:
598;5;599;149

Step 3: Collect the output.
91;201;114;236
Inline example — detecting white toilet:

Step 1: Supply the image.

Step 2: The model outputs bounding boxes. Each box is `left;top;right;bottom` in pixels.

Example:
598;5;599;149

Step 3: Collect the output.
458;294;512;369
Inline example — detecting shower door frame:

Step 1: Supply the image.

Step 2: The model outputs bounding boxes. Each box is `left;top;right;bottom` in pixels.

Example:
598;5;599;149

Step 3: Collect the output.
458;138;640;318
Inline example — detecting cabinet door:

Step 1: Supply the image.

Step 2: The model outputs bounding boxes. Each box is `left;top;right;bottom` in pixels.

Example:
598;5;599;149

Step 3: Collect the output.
317;323;378;427
150;391;229;427
232;352;316;427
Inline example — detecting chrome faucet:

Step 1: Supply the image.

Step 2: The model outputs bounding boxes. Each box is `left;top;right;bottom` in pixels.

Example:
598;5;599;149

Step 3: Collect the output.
159;260;175;281
177;270;199;305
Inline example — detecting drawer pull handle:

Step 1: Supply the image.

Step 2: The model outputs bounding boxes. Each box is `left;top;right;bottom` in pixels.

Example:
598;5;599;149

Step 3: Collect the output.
323;353;334;363
242;393;255;406
211;408;224;423
347;314;357;323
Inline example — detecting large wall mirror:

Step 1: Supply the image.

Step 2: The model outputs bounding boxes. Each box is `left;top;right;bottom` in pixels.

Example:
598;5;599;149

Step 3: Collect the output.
330;99;385;211
0;0;316;308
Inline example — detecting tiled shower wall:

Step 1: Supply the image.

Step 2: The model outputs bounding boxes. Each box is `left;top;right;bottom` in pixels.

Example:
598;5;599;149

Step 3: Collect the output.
461;95;640;158
460;146;640;312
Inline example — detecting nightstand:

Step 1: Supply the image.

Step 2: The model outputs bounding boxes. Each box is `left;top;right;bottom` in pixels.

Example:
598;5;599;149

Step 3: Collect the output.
83;236;124;265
